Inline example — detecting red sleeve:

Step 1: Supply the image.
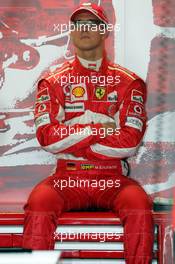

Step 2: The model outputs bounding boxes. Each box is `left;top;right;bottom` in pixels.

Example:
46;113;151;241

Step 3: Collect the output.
84;79;147;160
34;79;103;154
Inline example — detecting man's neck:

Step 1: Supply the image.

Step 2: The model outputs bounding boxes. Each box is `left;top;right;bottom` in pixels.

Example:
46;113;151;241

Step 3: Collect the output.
77;56;103;71
76;48;104;61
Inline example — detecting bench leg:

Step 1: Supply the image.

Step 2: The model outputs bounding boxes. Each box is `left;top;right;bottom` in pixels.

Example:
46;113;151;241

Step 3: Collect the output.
157;222;174;264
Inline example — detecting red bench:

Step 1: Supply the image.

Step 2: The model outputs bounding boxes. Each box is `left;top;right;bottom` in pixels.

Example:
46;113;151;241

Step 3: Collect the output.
0;211;173;263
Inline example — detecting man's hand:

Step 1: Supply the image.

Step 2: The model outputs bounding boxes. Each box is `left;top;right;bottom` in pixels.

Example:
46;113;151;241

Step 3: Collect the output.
101;122;116;137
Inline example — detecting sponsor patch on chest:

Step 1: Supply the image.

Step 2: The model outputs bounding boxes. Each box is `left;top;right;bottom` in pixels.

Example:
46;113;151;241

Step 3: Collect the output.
107;91;118;102
71;83;87;101
94;86;106;100
65;102;85;112
108;104;118;117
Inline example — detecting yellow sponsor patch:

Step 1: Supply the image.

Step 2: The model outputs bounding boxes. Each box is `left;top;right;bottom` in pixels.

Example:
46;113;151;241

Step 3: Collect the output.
72;86;85;98
81;164;95;170
95;87;106;99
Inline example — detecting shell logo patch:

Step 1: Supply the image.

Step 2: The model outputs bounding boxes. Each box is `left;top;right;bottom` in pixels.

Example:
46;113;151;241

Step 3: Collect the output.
95;87;106;100
72;86;85;98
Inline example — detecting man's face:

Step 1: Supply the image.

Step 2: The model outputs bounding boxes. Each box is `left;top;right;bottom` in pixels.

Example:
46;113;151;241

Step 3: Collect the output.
70;11;107;51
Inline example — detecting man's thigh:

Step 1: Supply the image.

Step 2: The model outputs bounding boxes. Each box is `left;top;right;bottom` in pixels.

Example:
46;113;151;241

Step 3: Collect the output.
93;173;149;210
52;172;91;211
24;172;90;212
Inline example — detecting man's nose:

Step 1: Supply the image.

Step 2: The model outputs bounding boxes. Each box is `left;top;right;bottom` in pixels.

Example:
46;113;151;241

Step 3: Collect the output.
82;24;89;32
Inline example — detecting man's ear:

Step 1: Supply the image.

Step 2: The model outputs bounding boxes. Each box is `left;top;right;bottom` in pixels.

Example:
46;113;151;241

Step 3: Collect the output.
105;30;110;39
69;31;73;41
101;30;110;40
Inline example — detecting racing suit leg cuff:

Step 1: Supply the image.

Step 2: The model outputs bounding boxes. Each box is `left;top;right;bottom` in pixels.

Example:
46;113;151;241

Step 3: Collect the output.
22;210;57;250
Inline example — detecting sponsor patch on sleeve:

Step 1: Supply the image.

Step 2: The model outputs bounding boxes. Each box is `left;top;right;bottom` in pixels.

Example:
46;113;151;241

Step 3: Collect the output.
131;89;144;104
125;116;143;131
127;103;145;120
36;88;50;104
35;113;50;129
35;102;51;117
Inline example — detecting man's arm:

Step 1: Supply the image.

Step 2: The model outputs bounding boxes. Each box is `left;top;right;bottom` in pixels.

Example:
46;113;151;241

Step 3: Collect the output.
83;79;147;160
34;78;105;154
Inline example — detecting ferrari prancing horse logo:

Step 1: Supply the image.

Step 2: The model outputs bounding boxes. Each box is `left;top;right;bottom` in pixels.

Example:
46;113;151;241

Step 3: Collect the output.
95;87;106;100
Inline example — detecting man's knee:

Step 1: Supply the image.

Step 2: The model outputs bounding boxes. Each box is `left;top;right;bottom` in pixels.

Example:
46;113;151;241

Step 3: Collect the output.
113;184;153;211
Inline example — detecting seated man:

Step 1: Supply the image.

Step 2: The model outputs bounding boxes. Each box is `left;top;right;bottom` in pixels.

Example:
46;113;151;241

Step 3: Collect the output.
22;3;154;264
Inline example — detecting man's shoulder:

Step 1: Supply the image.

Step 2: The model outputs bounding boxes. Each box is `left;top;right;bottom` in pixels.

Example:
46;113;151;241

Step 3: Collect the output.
46;60;73;82
108;62;143;82
37;61;73;91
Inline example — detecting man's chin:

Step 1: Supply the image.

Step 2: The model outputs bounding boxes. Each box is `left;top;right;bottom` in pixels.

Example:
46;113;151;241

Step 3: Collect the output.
76;44;99;51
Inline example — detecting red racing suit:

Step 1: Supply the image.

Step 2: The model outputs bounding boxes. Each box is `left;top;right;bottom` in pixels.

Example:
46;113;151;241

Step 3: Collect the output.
35;55;147;166
23;55;154;263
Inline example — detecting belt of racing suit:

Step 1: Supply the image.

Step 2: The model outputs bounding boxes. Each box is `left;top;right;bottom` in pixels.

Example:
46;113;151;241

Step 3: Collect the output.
56;159;129;176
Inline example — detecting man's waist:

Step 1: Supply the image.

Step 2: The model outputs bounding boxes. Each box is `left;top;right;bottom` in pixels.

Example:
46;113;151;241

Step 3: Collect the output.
56;159;128;175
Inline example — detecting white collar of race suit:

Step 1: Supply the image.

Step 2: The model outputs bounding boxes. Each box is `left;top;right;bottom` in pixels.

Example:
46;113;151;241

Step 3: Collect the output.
77;56;103;71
